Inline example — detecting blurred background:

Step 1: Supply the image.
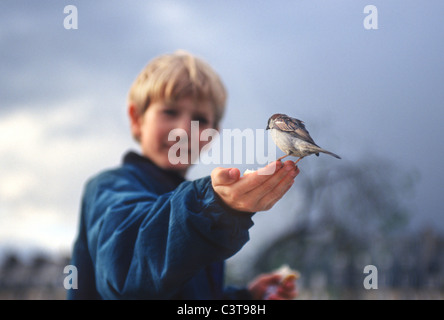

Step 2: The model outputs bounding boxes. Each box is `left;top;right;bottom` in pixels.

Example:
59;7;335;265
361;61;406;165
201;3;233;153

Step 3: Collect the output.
1;0;443;299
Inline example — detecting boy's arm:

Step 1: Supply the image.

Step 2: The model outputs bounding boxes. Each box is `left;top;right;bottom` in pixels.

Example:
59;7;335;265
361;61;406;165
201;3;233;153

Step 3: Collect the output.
83;172;254;299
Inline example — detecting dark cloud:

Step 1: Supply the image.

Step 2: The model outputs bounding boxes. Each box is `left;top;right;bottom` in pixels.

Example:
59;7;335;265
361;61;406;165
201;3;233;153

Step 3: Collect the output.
1;1;444;251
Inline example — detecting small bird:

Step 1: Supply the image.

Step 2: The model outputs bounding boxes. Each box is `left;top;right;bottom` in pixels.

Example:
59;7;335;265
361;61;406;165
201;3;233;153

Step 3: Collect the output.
266;113;341;164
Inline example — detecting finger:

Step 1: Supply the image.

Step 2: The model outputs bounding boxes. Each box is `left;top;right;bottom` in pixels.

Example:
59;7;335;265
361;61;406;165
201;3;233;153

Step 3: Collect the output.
250;161;297;203
254;161;295;193
277;278;298;298
263;179;295;210
240;162;296;212
282;278;297;288
260;273;282;285
259;168;298;210
211;167;240;186
235;161;284;193
256;161;282;176
277;284;298;300
235;164;293;212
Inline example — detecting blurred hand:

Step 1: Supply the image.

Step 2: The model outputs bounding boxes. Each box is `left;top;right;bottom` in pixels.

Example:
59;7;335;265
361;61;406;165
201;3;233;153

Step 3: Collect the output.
248;272;298;300
211;161;299;213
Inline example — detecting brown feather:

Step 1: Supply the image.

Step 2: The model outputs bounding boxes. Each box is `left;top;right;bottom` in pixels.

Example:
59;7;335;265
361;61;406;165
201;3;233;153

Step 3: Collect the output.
274;114;318;146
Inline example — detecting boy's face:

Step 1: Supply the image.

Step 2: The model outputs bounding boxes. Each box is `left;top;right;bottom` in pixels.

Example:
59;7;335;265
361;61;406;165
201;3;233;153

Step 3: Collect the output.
131;97;216;175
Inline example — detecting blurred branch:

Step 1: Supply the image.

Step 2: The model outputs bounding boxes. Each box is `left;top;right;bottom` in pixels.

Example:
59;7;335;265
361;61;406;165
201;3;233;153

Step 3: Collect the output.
250;157;432;296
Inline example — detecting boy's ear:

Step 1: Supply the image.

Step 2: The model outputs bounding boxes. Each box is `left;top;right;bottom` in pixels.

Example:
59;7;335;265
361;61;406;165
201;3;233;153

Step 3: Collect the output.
128;104;142;141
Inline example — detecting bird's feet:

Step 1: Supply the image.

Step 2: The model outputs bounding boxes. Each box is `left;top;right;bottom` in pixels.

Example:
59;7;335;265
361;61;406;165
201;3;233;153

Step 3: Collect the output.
276;154;290;162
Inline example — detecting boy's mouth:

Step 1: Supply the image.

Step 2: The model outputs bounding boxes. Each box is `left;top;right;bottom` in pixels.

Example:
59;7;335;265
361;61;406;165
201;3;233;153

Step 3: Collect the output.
164;142;191;150
164;143;194;158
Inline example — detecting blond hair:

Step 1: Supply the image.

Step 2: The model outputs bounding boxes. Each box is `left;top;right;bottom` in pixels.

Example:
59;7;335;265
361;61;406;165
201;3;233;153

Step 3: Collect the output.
128;50;227;127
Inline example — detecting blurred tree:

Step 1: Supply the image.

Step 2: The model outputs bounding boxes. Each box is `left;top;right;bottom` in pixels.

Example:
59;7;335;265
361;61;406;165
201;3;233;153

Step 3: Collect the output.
252;157;419;297
2;252;21;271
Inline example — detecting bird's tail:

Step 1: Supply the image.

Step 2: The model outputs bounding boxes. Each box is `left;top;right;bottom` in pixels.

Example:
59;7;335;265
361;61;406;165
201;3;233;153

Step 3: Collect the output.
319;148;341;159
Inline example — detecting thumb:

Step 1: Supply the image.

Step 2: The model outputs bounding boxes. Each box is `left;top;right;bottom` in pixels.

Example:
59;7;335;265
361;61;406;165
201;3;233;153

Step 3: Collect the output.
262;273;282;285
211;167;240;186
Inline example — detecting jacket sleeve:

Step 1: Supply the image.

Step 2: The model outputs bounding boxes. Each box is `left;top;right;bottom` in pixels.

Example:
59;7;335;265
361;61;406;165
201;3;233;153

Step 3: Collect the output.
82;171;254;299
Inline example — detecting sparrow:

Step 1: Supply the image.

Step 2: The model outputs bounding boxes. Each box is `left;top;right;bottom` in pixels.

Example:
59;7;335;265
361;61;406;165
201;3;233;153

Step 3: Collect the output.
266;113;341;164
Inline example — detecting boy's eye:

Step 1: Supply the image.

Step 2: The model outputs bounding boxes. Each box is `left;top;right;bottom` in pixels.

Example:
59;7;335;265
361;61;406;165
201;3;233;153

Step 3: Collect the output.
194;116;210;125
163;109;178;117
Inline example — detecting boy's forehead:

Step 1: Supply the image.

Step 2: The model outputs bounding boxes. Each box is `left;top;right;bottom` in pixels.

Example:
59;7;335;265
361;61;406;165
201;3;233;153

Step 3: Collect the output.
168;98;214;114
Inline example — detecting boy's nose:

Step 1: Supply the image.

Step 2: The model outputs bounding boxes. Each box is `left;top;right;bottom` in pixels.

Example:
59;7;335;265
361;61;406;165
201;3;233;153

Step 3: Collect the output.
176;117;192;136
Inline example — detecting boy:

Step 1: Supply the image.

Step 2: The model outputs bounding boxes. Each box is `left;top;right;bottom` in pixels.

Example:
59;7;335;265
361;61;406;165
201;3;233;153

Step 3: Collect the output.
69;51;299;299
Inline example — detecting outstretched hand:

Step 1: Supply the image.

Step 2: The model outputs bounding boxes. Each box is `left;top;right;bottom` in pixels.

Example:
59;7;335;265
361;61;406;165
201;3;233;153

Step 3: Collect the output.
211;161;299;213
248;272;298;300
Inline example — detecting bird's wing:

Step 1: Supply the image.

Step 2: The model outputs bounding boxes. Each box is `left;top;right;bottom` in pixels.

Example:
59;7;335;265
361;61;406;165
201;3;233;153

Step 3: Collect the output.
274;115;319;146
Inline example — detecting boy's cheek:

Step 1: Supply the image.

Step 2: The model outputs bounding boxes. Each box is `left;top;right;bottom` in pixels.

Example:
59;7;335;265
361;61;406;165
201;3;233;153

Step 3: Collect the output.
198;128;218;149
199;140;212;150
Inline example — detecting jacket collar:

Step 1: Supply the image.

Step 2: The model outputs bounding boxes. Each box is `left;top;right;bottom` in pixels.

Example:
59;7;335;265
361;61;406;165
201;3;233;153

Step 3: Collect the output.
123;151;185;187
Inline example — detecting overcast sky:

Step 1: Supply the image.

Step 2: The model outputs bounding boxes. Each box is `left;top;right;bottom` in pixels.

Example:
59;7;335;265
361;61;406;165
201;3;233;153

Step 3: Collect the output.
1;0;443;258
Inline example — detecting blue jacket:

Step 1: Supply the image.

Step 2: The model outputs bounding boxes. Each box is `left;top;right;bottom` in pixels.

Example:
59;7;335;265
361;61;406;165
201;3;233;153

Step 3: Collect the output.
68;151;254;299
